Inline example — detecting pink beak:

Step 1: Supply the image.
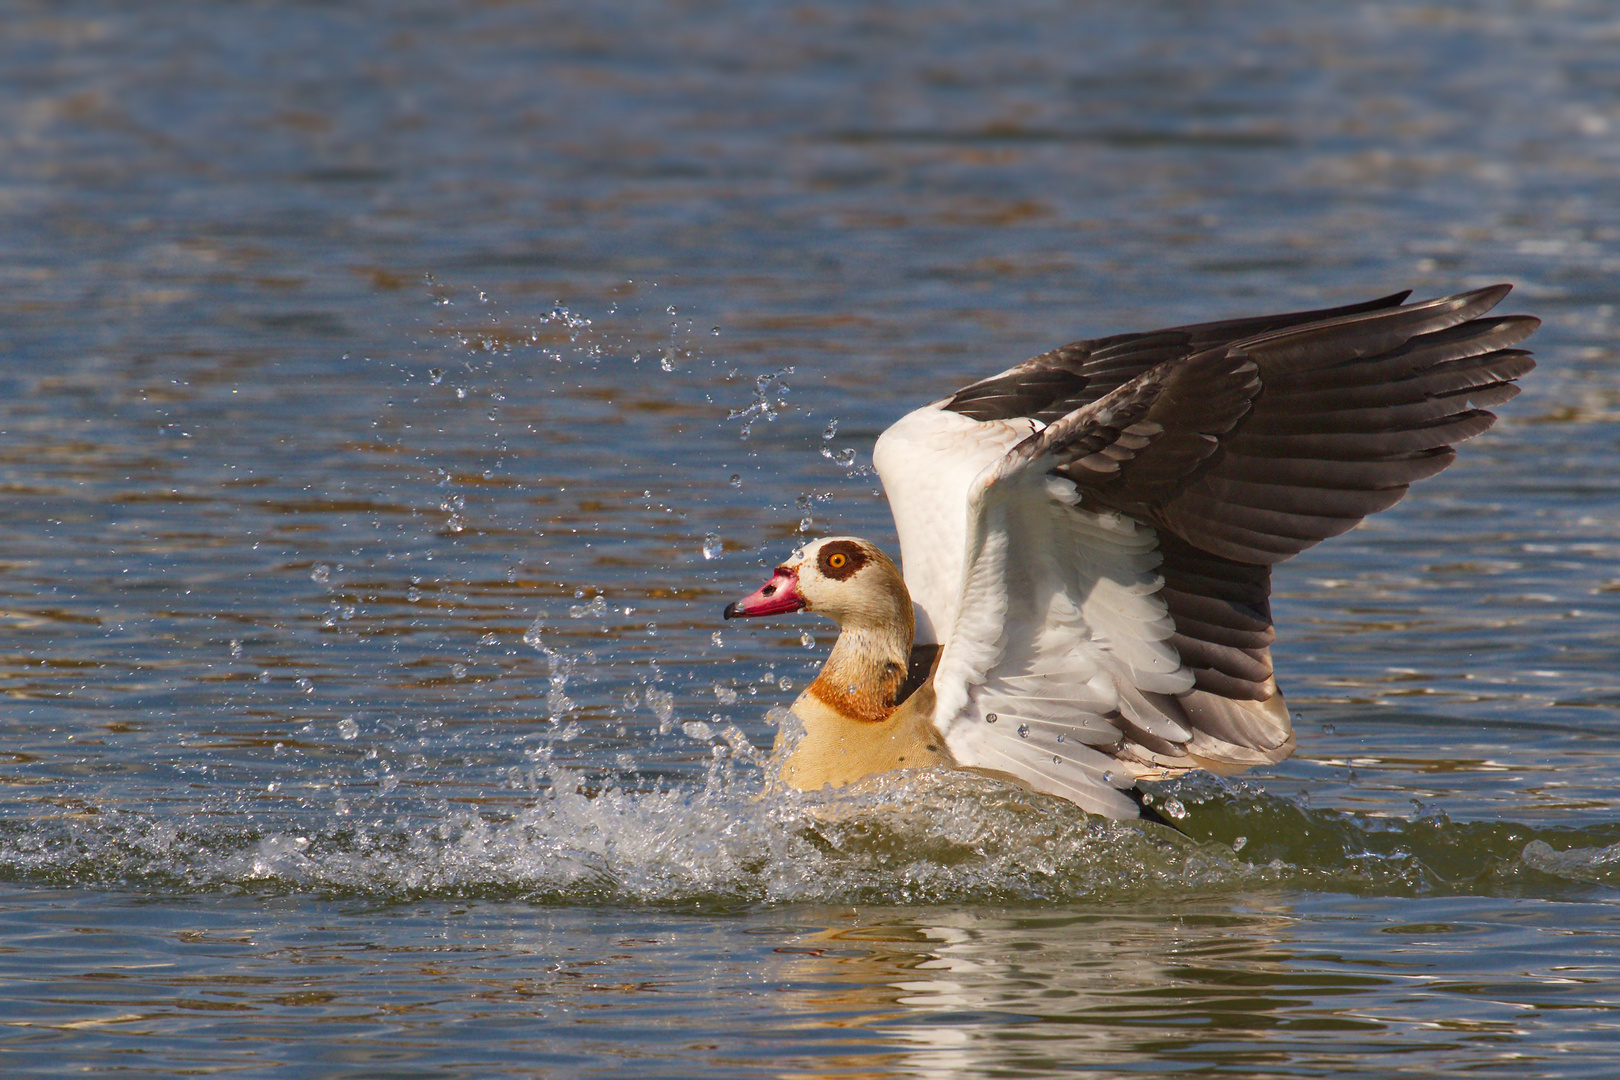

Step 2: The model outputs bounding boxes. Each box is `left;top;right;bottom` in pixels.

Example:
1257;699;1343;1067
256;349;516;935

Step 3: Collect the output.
723;568;805;619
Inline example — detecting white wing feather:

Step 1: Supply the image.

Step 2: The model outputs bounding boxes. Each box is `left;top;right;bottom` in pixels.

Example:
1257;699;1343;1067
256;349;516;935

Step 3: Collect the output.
876;404;1196;817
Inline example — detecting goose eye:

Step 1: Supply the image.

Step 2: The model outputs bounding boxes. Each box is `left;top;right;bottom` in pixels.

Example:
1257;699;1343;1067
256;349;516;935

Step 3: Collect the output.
827;553;846;569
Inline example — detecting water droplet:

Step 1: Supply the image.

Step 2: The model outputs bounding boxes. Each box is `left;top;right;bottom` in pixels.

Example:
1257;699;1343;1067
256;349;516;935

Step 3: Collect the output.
778;676;793;691
522;615;546;650
1140;792;1155;805
456;387;467;400
711;326;721;336
451;663;468;680
1017;724;1030;738
713;683;738;705
822;418;839;440
1232;836;1248;853
1052;755;1062;765
229;639;243;658
681;720;713;741
985;712;998;724
406;586;422;603
1321;723;1337;735
645;688;676;734
799;631;815;649
729;474;741;488
1055;732;1065;743
666;304;678;315
1101;770;1113;784
1161;796;1188;820
429;368;444;385
337;717;360;741
710;631;723;647
702;533;722;560
310;564;331;584
296;677;315;694
568;595;608;619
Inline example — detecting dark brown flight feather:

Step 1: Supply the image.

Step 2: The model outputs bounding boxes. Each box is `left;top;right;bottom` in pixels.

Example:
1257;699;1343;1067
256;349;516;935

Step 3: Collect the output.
943;285;1537;778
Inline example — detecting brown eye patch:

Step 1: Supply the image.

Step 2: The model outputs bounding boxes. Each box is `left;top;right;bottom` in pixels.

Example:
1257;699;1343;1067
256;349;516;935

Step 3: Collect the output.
817;540;867;581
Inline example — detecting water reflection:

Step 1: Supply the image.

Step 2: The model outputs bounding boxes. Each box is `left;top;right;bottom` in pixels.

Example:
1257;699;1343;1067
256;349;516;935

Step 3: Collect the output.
759;895;1620;1078
762;903;1295;1077
6;886;1618;1077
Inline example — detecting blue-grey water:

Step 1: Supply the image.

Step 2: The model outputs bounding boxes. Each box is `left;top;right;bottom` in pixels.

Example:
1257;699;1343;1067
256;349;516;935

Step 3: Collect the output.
3;1;1620;1076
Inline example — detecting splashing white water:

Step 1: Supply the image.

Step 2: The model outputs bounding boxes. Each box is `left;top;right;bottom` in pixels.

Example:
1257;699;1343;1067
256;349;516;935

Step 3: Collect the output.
0;763;1276;906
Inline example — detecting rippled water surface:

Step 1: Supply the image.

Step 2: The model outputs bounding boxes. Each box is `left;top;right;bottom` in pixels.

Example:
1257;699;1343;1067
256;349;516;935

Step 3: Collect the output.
4;1;1620;1076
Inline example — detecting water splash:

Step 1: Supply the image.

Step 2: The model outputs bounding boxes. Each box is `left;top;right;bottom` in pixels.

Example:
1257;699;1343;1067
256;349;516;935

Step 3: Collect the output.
0;768;1267;906
822;447;858;469
2;757;1615;907
727;366;794;440
568;595;608;619
644;688;676;734
522;614;547;649
543;649;576;720
1521;839;1620;884
440;491;466;533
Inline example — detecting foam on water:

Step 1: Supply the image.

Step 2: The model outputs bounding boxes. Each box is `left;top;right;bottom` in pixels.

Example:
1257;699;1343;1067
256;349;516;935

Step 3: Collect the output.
1521;839;1620;885
0;770;1238;905
3;741;1616;907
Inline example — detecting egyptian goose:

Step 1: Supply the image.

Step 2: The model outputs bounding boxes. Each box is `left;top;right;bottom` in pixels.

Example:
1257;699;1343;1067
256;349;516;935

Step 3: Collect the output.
724;286;1538;819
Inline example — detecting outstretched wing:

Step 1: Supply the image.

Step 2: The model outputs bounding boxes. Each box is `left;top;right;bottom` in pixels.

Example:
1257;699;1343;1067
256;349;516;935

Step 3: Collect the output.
925;351;1262;817
880;289;1424;646
1067;286;1537;739
877;286;1537;816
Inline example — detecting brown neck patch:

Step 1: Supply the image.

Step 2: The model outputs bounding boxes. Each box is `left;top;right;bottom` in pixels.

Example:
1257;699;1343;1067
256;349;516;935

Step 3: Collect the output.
808;658;906;723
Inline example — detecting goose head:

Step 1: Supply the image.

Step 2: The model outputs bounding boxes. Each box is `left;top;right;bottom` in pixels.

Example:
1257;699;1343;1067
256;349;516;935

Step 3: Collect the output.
724;536;913;641
725;536;921;723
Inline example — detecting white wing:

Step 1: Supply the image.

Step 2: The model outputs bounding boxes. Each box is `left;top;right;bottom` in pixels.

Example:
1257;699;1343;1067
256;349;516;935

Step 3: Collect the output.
877;403;1196;818
873;406;1033;647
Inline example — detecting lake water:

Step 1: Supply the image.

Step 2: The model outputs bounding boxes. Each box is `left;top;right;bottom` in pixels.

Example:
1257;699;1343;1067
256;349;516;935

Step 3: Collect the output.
3;1;1620;1075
